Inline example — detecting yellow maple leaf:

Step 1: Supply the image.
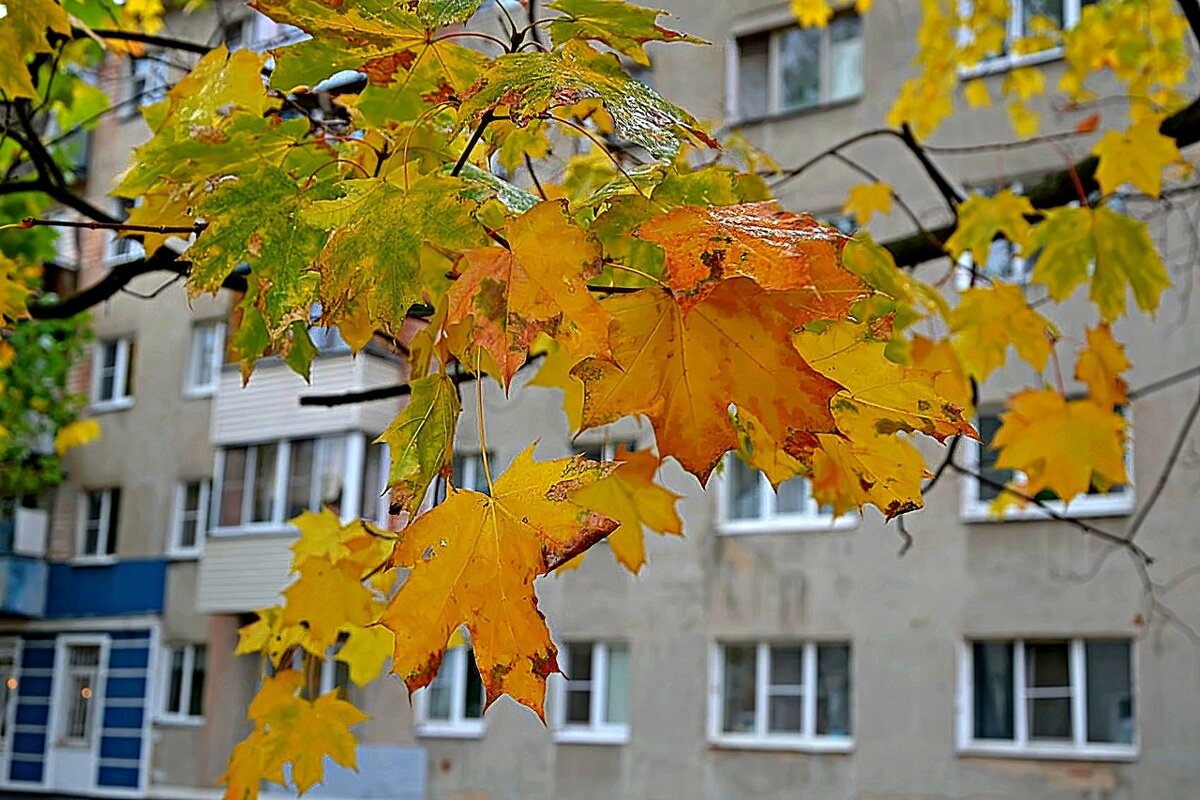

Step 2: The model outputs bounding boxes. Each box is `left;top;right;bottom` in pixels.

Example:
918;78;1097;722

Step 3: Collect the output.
1075;324;1130;410
950;284;1057;381
730;407;807;488
843;183;895;225
1008;101;1039;138
446;201;611;386
335;625;395;688
944;190;1035;266
572;446;683;574
1028;205;1170;322
124;187;195;255
993;389;1127;502
0;0;71;99
281;558;376;651
376;373;460;516
811;409;928;519
791;0;834;27
907;335;973;417
382;446;619;719
963;79;991;108
1092;115;1182;198
1002;67;1045;102
54;419;101;456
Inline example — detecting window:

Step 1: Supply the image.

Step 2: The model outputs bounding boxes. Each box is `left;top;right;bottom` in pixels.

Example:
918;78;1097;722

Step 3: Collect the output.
961;638;1135;758
107;197;146;265
184;321;225;396
578;439;636;463
359;442;390;524
125;55;168;114
90;337;135;409
414;645;485;737
711;641;852;750
554;641;630;744
962;407;1133;521
79;488;119;560
719;455;855;533
161;644;207;722
170;480;210;557
60;644;101;745
730;13;863;121
963;0;1096;74
215;436;349;530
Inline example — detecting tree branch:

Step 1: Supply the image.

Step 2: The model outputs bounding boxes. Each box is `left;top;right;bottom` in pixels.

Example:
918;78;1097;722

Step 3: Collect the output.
80;28;211;55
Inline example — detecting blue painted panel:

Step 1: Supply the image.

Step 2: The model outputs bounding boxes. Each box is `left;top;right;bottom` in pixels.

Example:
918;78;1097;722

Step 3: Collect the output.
45;559;167;618
14;703;48;726
108;646;149;669
20;642;55;669
111;631;152;642
17;675;51;697
102;705;144;729
11;731;46;754
98;765;140;788
104;676;147;699
10;759;43;783
100;735;142;760
0;555;48;616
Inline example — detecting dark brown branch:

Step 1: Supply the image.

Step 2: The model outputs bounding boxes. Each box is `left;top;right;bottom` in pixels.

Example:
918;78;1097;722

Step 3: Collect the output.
0;179;45;196
81;28;211;55
883;95;1200;267
298;369;477;407
22;217;204;235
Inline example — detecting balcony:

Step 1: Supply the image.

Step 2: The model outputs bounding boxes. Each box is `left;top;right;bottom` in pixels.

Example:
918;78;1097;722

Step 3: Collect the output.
0;508;49;618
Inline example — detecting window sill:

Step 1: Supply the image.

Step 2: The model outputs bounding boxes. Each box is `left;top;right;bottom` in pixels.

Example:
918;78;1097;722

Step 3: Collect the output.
710;735;853;754
155;715;205;728
89;397;134;414
105;252;146;267
728;95;862;129
553;728;630;746
961;494;1134;524
209;524;297;538
959;743;1138;763
415;723;486;740
958;48;1064;79
718;515;858;536
71;555;118;567
182;386;216;400
166;549;202;561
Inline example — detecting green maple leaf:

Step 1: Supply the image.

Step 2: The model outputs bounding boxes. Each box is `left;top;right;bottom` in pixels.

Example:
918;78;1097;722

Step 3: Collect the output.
0;0;71;99
458;41;717;159
303;176;490;331
252;0;485;90
377;373;461;516
547;0;705;67
1029;205;1170;322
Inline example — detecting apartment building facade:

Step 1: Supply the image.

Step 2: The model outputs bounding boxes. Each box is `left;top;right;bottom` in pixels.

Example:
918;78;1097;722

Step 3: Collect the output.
2;0;1198;798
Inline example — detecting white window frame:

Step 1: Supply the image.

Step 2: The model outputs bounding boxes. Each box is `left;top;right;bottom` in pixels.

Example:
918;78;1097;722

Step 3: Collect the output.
960;406;1135;522
89;336;135;411
158;643;206;725
169;480;210;558
553;641;631;745
210;435;360;535
53;635;108;749
183;321;226;398
76;488;119;563
708;641;854;753
956;638;1138;760
959;0;1090;78
413;646;486;739
106;198;147;266
359;440;391;526
0;637;21;759
725;7;864;123
717;454;858;535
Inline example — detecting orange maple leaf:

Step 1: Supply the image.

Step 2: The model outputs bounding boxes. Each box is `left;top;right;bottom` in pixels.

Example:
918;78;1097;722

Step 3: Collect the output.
382;447;618;719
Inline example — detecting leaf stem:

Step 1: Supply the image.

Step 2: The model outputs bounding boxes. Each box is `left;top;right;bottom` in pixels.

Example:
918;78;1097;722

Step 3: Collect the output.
475;351;495;494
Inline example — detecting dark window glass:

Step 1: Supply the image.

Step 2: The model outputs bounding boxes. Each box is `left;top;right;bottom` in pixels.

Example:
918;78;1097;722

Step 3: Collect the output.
973;642;1014;739
1086;641;1133;744
722;645;757;733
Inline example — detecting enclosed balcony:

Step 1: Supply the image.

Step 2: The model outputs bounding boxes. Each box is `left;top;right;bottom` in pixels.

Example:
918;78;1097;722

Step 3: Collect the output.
0;501;49;618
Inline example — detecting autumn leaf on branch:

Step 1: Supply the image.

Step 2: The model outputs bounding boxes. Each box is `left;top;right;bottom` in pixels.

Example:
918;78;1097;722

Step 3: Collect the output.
944;189;1035;267
377;373;461;516
950;284;1058;382
382;447;619;719
842;182;894;225
0;0;71;99
546;0;706;67
1075;324;1130;412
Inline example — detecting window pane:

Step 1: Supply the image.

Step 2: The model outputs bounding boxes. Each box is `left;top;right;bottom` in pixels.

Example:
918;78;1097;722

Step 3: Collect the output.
360;444;384;521
605;645;629;725
220;448;247;527
1086;641;1134;744
978;416;1014;501
566;688;592;724
569;644;593;682
287;439;316;518
973;642;1014;739
726;458;761;520
1027;641;1070;688
427;659;452;721
828;15;864;101
167;649;185;714
85;492;104;555
769;645;803;686
189;646;207;717
817;644;852;736
180;482;202;548
252;443;279;523
736;32;769;118
190;325;217;388
105;490;120;554
315;436;347;510
768;694;803;733
722;645;757;733
1022;0;1065;33
124;341;136;397
99;342;118;400
775;477;811;515
1029;697;1072;739
464;651;484;719
779;27;821;110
